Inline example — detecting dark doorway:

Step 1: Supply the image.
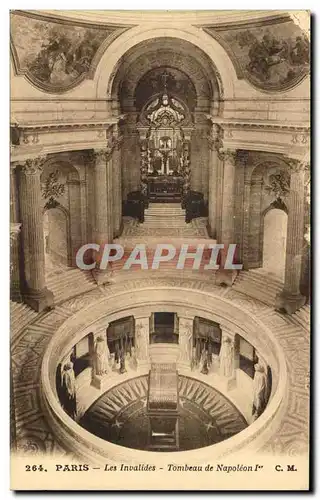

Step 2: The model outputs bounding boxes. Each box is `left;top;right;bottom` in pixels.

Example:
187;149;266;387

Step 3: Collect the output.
150;312;178;344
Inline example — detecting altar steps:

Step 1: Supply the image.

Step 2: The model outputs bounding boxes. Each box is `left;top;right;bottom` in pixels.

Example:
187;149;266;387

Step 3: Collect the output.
143;203;187;228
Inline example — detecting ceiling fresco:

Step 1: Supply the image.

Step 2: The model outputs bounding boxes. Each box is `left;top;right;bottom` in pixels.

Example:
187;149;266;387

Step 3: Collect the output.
202;16;309;91
10;11;132;93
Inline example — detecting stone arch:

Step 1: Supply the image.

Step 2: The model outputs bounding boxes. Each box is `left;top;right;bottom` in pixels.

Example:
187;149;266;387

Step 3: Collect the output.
94;25;237;101
110;38;219;113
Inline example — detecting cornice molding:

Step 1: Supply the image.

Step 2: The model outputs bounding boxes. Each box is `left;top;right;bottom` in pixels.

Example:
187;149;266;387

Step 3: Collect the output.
10;120;121;148
196;14;292;31
207;118;310;134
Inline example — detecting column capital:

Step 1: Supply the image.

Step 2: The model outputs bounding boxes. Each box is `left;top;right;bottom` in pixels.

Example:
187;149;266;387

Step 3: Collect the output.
20;156;47;175
92;147;113;163
218;148;237;164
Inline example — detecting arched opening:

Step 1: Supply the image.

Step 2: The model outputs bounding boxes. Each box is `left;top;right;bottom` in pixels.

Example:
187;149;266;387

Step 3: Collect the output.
262;208;287;281
111;37;221;227
43;207;70;273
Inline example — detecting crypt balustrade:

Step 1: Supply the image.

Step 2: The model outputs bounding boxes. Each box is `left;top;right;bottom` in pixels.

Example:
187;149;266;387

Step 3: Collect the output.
40;283;286;463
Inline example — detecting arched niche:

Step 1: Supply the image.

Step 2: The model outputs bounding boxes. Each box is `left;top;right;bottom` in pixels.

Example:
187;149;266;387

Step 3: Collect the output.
246;155;290;270
262;206;288;281
43;204;71;269
41;158;82;268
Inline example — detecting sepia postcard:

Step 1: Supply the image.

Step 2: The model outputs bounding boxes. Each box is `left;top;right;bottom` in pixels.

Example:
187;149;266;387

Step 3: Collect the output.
10;9;311;491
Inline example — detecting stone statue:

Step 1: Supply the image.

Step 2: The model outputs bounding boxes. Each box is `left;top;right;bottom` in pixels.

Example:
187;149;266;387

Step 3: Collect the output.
179;319;193;365
219;336;234;378
135;322;148;360
191;346;197;371
129;347;138;371
200;348;209;375
252;363;267;420
61;363;76;419
119;350;127;374
94;335;109;376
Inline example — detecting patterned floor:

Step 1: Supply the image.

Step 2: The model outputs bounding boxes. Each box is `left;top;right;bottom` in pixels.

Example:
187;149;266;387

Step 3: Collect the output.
79;375;247;451
10;273;310;458
119;216;209;238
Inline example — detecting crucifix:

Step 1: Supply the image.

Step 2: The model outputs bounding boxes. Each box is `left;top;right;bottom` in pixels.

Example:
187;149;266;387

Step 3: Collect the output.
161;70;170;90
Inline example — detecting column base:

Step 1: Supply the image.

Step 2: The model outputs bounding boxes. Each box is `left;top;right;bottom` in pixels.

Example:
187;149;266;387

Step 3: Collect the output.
23;287;54;312
113;219;124;239
10;282;22;303
207;222;216;239
215;269;238;286
91;373;110;391
92;268;114;285
275;290;306;315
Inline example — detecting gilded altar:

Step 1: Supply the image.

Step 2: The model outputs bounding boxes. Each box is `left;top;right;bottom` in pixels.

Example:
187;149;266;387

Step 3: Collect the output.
137;74;192;203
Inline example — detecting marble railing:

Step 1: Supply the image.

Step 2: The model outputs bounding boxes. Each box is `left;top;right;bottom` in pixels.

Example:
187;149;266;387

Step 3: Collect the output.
40;282;287;466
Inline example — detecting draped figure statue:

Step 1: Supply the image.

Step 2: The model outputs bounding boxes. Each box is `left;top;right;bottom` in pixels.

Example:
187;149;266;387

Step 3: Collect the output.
94;335;109;376
219;336;234;378
61;362;76;419
252;363;267;420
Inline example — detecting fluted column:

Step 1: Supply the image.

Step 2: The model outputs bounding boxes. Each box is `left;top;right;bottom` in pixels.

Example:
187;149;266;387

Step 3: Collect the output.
177;316;194;370
242;171;252;270
135;316;150;369
276;159;308;314
91;147;113;283
216;149;238;285
10;166;22;301
112;129;123;237
19;157;54;311
93;148;110;246
106;156;114;242
207;124;222;239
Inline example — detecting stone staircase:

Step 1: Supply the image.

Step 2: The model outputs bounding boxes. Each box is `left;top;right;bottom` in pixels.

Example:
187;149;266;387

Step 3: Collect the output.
233;268;284;307
46;268;97;304
144;203;186;228
293;303;310;331
10;301;38;339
